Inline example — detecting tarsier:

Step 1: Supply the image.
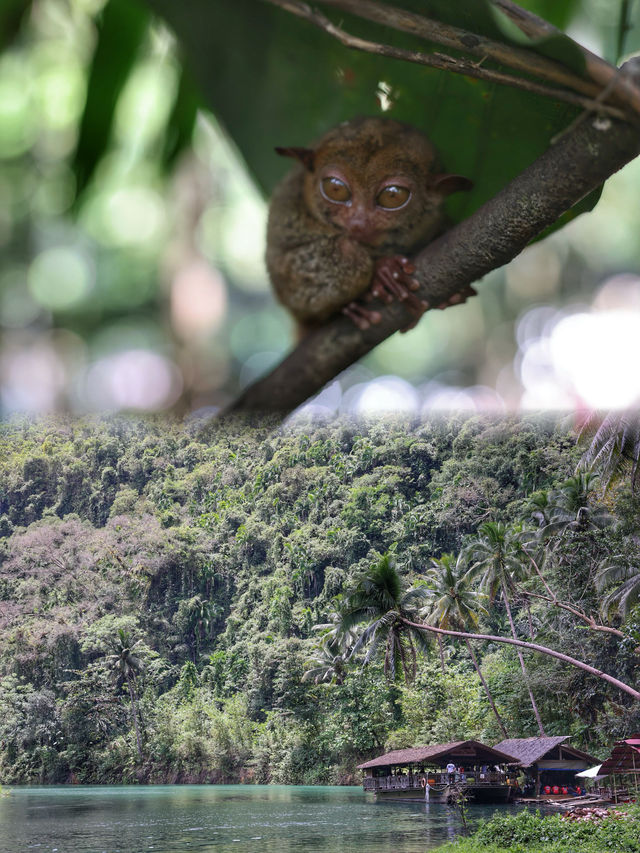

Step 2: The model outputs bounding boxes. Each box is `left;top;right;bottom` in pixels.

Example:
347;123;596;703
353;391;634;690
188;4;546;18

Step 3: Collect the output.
266;116;475;336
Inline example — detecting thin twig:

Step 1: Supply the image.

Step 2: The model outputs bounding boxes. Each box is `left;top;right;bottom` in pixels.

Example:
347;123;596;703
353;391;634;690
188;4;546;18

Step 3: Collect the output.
492;0;640;115
316;0;602;101
264;0;627;118
550;72;624;144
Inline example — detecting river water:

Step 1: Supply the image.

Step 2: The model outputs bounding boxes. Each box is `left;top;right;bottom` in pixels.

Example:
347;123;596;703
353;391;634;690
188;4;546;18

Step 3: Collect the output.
0;784;526;853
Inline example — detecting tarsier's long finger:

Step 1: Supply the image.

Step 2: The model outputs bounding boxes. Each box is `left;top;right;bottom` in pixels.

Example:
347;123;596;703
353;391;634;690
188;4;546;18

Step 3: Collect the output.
377;267;428;316
435;285;477;310
373;266;410;302
342;302;383;330
373;264;426;315
389;261;419;292
397;257;418;287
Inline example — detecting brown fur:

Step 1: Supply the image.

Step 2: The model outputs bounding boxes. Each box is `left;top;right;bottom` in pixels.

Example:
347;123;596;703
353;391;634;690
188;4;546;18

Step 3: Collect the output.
266;117;470;331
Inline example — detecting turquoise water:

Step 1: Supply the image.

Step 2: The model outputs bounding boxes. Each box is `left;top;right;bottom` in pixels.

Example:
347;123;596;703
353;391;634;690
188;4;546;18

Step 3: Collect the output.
0;784;521;853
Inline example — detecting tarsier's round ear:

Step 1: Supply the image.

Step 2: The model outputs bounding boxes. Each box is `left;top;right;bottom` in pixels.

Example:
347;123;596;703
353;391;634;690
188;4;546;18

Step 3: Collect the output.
431;174;474;195
275;146;316;171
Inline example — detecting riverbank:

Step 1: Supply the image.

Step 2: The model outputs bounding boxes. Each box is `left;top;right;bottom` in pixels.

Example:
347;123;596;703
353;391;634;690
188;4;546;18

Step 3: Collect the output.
435;805;640;853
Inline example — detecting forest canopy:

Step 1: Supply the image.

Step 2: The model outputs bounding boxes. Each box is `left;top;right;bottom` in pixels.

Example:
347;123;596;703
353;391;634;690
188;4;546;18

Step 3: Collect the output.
0;413;638;784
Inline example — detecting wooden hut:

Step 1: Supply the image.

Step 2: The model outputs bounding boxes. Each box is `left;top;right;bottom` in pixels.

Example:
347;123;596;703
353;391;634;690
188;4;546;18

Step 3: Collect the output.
598;734;640;802
494;736;598;798
357;740;517;803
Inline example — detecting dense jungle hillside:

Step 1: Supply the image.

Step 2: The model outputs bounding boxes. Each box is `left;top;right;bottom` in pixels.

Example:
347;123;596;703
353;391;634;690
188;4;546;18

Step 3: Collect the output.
0;414;639;785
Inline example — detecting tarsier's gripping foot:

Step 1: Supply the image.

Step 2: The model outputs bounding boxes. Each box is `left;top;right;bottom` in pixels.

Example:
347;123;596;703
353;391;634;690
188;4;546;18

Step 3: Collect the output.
372;255;432;319
342;255;428;331
342;302;383;330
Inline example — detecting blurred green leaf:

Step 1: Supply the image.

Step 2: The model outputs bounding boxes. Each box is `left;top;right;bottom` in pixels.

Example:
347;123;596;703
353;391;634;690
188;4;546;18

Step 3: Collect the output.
72;0;150;197
506;0;582;31
161;66;200;170
616;0;634;62
149;0;600;233
0;0;31;50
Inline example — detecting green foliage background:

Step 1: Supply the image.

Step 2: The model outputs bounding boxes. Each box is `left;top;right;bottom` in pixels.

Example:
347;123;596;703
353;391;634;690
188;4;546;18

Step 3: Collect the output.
1;414;638;784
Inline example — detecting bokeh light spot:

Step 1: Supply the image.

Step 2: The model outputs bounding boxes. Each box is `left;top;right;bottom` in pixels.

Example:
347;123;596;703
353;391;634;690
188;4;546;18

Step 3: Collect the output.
103;187;166;247
35;54;85;130
550;310;640;409
355;377;419;415
83;349;183;411
28;246;93;310
0;55;37;157
1;337;66;412
1;266;42;327
171;259;227;337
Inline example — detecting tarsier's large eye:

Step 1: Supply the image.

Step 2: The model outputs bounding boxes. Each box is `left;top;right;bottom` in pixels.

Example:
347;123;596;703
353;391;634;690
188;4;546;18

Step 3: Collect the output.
321;176;351;204
376;185;410;210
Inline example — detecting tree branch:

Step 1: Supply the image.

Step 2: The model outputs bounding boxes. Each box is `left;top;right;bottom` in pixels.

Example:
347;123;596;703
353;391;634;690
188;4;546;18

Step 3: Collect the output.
225;114;640;415
492;0;640;115
264;0;627;118
316;0;603;101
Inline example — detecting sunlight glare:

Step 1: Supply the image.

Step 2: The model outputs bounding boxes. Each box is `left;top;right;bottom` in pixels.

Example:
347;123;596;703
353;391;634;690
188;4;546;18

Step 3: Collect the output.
549;310;640;408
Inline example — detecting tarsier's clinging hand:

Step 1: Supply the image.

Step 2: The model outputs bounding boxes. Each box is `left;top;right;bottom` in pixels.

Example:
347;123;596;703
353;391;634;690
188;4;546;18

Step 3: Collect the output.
266;116;474;336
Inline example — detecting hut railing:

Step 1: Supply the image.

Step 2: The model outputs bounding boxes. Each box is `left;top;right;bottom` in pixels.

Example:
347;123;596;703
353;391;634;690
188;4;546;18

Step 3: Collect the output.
363;771;506;791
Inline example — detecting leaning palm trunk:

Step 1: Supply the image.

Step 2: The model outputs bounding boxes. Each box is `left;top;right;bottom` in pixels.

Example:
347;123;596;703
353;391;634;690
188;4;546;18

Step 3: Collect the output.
501;580;545;736
398;617;640;701
464;637;509;739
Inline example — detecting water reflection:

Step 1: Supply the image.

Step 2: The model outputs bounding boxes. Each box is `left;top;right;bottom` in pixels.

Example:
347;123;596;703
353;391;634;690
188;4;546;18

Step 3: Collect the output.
0;784;540;853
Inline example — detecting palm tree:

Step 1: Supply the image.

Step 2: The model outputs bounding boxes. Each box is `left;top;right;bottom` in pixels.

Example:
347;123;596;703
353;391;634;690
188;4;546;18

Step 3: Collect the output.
578;409;640;494
522;489;553;529
338;553;432;683
337;549;640;704
329;550;640;709
107;628;144;759
302;640;349;685
541;473;611;539
467;521;546;736
424;552;509;738
595;554;640;621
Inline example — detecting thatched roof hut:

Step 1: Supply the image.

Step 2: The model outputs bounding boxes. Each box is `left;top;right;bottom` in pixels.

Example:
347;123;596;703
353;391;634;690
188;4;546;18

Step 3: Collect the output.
494;736;598;795
494;736;597;768
357;740;516;770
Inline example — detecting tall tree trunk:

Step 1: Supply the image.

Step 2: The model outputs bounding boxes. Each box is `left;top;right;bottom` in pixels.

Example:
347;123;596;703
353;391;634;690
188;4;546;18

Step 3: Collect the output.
464;637;509;739
126;672;143;760
437;635;446;675
501;580;545;736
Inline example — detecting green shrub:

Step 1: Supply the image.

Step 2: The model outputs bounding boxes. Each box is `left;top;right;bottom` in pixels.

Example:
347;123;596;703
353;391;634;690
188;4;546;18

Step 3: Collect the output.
436;807;640;853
